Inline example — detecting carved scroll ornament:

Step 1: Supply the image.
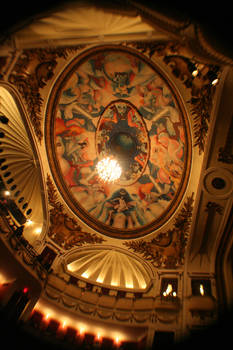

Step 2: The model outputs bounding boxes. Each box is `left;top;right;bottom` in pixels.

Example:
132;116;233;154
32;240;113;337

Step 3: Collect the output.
46;175;105;250
124;192;194;268
8;47;81;142
127;41;219;154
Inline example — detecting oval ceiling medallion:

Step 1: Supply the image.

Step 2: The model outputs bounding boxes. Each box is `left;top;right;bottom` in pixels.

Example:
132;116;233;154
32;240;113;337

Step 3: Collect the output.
96;99;149;186
46;45;191;238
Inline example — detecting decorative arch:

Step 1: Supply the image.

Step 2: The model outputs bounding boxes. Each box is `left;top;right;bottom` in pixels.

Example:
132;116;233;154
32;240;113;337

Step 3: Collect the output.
0;85;47;244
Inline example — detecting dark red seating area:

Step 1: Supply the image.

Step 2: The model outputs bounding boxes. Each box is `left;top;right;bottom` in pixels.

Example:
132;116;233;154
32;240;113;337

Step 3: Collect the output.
27;310;145;350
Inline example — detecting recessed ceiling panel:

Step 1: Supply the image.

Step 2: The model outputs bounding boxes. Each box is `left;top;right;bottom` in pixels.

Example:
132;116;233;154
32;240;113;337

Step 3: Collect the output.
46;45;191;238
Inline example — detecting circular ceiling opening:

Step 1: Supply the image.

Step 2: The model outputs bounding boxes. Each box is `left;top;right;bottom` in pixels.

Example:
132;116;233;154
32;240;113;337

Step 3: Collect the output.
46;45;191;239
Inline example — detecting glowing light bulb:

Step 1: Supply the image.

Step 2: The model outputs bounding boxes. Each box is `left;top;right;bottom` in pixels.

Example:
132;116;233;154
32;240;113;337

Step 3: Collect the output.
34;227;42;234
45;313;50;321
164;283;173;296
26;219;33;226
192;69;199;77
96;157;122;183
115;336;121;346
200;284;204;296
79;327;85;336
211;78;219;86
81;271;89;279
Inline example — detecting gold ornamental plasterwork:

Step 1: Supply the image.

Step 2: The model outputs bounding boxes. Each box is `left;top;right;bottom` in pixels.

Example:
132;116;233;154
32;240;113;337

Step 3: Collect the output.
123;192;194;268
46;174;105;250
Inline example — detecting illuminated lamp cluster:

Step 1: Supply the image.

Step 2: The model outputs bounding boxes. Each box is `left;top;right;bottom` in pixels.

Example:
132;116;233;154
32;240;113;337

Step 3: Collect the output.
96;157;122;183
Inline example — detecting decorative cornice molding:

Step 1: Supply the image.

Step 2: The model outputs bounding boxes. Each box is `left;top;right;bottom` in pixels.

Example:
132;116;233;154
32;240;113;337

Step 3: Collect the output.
195;25;233;67
43;272;180;325
46;174;105;250
124;193;195;268
7;47;82;142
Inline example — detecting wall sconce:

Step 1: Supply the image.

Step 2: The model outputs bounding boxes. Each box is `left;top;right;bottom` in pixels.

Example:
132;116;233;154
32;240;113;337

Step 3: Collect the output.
191;279;211;296
114;336;121;347
161;278;178;298
95;332;102;343
199;284;204;296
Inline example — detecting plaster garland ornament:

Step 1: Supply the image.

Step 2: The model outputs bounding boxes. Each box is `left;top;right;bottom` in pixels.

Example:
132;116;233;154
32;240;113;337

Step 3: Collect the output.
46;174;105;250
7;47;83;142
125;40;220;154
123;192;194;268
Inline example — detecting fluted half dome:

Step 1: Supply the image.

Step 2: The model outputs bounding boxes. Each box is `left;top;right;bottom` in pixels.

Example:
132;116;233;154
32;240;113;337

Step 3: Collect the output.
66;247;152;291
0;87;45;243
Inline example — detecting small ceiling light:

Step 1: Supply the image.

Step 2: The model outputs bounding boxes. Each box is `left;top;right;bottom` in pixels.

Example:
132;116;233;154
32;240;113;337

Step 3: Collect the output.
4;190;10;196
207;68;219;86
96;333;102;341
81;271;89;279
164;283;173;296
126;282;134;289
96;157;122;183
188;60;198;77
26;219;33;226
67;263;75;272
111;281;118;287
192;69;199;77
96;276;104;284
34;227;42;234
211;78;219;86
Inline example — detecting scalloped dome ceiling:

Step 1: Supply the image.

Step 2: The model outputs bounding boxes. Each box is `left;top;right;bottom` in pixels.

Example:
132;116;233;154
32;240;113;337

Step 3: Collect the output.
0;87;45;243
46;46;191;239
66;248;151;291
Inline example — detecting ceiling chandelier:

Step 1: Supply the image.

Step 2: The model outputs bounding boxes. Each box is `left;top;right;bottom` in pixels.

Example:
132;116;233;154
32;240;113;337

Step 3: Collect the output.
96;157;122;183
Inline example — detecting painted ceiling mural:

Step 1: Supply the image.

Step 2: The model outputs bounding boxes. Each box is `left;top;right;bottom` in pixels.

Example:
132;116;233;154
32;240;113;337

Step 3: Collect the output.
46;46;191;238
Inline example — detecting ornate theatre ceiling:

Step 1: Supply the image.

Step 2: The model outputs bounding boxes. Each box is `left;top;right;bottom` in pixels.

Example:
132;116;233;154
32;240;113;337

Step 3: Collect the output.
1;1;231;301
46;45;191;239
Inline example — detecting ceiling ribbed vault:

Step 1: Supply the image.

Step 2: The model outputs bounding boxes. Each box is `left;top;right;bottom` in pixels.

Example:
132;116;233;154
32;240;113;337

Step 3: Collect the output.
0;87;45;243
66;248;152;291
